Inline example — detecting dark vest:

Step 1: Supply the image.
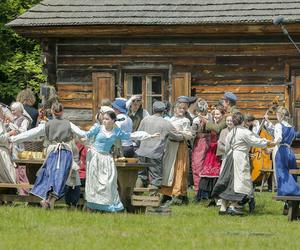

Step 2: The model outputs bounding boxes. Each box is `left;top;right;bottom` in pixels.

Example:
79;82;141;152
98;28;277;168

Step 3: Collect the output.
45;118;72;142
129;107;144;132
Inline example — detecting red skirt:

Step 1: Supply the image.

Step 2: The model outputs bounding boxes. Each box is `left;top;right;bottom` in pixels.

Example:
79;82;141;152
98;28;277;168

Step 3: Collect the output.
200;142;221;177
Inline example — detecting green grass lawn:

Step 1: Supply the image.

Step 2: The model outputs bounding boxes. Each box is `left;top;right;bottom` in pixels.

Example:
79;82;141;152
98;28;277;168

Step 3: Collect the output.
0;192;298;250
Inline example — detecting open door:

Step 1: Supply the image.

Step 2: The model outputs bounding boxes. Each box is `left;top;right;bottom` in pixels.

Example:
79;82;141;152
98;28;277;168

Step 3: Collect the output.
92;72;115;119
171;72;191;103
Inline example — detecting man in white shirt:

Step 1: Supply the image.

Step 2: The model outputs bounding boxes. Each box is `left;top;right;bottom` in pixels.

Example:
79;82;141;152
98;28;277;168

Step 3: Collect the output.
112;99;134;157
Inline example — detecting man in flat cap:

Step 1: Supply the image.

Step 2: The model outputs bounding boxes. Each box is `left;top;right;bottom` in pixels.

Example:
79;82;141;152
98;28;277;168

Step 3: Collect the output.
205;92;239;134
223;92;239;115
177;96;194;125
135;101;182;190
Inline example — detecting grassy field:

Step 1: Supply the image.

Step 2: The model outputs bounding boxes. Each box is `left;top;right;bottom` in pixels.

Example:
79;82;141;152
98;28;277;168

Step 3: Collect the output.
0;192;298;250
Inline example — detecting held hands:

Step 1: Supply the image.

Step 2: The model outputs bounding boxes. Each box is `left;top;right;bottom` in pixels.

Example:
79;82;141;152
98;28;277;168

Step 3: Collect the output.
264;148;273;155
151;133;160;138
8;130;17;136
267;140;276;147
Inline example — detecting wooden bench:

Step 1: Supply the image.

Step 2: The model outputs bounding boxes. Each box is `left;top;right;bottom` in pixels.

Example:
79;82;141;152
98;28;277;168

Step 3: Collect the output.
289;169;300;175
11;159;149;212
0;183;33;189
273;196;300;221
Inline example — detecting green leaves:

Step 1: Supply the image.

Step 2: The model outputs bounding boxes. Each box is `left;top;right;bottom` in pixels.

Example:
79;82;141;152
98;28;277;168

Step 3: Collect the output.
0;0;44;100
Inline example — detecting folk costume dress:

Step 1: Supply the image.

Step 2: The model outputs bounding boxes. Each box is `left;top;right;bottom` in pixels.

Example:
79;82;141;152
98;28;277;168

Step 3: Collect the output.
212;126;268;201
198;130;221;197
191;116;211;194
84;123;152;212
0;121;16;183
10;118;84;200
271;121;300;196
161;116;192;197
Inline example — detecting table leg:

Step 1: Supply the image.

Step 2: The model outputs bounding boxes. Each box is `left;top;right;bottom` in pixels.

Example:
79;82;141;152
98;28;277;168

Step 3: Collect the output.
117;169;138;212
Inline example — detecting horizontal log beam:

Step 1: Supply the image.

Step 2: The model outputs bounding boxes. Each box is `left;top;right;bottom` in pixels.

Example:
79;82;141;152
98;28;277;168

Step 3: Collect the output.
12;24;300;38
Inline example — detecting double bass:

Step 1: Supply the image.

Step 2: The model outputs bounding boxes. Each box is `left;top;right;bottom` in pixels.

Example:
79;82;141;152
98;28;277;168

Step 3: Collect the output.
250;97;279;184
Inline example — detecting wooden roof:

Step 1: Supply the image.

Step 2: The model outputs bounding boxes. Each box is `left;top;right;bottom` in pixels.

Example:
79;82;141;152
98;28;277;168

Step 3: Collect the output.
7;0;300;27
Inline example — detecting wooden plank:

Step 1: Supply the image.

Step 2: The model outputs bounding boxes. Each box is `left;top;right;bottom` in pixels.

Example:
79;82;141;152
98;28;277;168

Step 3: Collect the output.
289;169;300;175
191;77;284;85
0;183;33;189
58;91;93;100
205;101;284;109
273;196;300;201
195;93;284;101
60;100;93;109
0;194;85;205
56;82;92;92
122;44;300;57
13;24;300;38
133;187;158;193
131;195;160;207
58;45;122;55
63;109;93;121
193;85;286;94
176;64;283;74
57;56;216;66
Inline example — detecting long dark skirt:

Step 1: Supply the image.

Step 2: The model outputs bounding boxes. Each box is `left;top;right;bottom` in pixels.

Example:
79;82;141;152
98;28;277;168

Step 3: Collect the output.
211;151;245;202
31;149;73;200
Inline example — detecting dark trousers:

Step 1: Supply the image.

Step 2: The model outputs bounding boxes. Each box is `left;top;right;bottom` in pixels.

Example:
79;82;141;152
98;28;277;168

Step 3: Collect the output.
138;157;163;187
122;145;135;157
64;185;81;206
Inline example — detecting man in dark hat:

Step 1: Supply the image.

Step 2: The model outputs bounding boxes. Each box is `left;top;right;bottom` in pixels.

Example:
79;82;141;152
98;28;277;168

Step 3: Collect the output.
135;101;182;190
205;92;239;134
223;91;239;114
177;96;194;125
112;99;134;157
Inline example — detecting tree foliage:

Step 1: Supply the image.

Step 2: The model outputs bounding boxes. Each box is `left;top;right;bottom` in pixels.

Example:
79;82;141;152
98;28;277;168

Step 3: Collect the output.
0;0;45;102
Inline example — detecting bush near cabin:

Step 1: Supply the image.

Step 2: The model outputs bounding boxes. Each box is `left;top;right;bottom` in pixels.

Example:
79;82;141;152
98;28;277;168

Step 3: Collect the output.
0;0;45;103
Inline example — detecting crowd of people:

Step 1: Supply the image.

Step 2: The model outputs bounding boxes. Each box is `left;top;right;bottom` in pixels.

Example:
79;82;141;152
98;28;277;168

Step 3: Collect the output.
1;88;300;216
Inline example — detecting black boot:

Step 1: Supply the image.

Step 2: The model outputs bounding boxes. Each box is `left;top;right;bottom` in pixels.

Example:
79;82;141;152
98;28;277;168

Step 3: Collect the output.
283;202;289;215
248;198;255;213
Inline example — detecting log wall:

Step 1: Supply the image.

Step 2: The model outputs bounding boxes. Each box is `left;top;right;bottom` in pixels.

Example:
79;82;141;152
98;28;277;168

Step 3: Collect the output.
52;35;300;126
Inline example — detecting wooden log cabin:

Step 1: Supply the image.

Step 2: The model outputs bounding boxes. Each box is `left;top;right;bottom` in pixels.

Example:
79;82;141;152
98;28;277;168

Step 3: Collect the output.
6;0;300;130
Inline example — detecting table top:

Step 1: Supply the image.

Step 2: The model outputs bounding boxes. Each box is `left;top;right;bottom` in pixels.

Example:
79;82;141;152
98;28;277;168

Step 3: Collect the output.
14;159;151;169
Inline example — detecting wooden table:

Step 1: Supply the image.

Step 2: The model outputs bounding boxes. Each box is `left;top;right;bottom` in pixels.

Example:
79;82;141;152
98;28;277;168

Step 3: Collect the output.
10;159;148;212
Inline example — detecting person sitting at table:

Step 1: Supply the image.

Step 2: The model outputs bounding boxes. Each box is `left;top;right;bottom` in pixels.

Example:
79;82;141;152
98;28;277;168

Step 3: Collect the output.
10;102;85;209
0;107;16;183
6;102;32;160
82;110;159;213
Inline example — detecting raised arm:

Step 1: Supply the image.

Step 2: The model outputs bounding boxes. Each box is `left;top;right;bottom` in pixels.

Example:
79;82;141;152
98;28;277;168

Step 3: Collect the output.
205;117;226;134
10;123;45;143
85;123;100;139
70;122;86;138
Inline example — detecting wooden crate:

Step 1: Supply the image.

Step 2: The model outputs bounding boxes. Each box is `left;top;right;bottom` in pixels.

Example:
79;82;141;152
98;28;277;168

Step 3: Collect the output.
131;195;160;207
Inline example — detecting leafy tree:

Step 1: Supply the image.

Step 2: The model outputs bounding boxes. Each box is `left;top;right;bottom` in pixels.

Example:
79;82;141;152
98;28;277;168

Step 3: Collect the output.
0;0;45;103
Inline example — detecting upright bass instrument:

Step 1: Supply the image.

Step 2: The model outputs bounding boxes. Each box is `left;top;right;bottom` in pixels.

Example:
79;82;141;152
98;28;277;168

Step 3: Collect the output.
250;97;280;184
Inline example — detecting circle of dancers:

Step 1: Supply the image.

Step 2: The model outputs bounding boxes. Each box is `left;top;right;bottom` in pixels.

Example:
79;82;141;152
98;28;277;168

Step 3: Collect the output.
1;88;300;216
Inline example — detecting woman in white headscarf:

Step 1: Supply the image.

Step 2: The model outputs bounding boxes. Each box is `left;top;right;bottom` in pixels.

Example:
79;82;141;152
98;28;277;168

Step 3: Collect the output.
0;107;16;183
